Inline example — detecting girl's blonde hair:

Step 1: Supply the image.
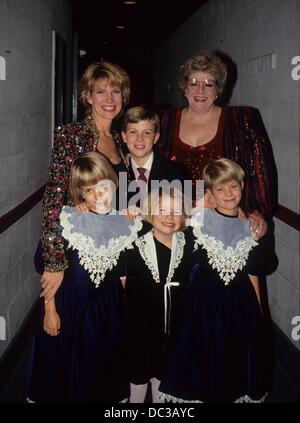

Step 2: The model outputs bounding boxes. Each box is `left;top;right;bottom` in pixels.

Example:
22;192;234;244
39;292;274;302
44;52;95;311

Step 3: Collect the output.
202;158;245;191
68;151;118;204
178;51;227;93
79;61;130;115
142;186;191;230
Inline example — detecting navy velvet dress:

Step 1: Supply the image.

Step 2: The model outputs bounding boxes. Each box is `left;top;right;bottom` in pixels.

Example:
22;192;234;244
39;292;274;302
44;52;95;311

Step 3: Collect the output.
28;208;143;403
124;231;196;385
28;248;129;403
159;210;277;403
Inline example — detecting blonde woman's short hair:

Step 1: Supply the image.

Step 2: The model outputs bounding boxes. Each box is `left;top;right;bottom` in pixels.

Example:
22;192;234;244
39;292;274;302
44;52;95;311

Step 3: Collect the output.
178;51;227;93
68;151;118;204
79;61;130;115
202;158;245;191
122;105;160;133
142;186;191;230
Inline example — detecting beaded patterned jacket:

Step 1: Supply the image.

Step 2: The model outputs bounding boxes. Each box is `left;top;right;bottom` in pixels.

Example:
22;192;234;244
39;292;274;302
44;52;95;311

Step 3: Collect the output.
157;106;278;217
41;115;126;272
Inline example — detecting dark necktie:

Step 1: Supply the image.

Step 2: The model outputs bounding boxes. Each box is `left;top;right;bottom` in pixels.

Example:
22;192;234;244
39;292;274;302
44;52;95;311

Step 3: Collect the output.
137;167;147;183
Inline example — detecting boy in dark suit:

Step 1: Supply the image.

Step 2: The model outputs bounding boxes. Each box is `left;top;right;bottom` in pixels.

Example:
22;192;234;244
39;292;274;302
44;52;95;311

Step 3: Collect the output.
121;105;189;209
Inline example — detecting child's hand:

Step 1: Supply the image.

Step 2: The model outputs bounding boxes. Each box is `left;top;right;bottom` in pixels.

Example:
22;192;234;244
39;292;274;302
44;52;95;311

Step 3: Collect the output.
191;196;205;215
121;206;142;220
44;310;61;336
193;192;216;213
75;202;89;213
120;276;127;289
204;191;217;209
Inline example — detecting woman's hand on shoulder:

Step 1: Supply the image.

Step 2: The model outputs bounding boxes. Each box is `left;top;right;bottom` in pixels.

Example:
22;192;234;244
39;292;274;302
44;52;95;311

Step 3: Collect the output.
248;210;268;240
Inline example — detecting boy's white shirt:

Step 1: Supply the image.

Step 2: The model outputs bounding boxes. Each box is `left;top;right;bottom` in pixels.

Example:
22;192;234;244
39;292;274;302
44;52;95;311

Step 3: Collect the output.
131;152;154;180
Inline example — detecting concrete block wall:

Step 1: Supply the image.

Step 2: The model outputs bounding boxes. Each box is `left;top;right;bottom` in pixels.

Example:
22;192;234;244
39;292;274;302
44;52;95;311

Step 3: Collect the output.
0;0;72;357
0;205;42;357
154;0;300;349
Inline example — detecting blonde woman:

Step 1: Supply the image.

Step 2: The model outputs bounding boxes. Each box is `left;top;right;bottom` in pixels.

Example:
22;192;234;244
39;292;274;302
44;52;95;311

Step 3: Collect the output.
39;61;130;302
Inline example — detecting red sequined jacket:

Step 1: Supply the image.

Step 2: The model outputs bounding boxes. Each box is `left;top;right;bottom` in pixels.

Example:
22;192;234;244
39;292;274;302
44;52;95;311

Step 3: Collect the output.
41;115;125;272
157;106;278;217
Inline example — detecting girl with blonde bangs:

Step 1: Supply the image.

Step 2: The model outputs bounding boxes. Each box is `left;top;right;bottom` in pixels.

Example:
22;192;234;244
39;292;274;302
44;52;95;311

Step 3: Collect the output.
142;186;190;231
28;151;142;403
68;151;119;206
202;157;245;191
123;186;195;403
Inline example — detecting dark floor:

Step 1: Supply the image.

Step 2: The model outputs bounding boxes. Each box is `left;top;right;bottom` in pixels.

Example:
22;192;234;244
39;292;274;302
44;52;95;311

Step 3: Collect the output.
0;324;299;403
1;351;299;403
266;358;300;403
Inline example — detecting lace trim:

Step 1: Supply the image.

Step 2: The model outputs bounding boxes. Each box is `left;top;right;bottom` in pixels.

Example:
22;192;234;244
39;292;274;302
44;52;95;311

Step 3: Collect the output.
27;396;130;404
193;224;258;285
136;231;185;284
136;233;159;283
60;210;142;287
168;231;185;284
234;393;268;403
158;392;202;403
159;392;268;403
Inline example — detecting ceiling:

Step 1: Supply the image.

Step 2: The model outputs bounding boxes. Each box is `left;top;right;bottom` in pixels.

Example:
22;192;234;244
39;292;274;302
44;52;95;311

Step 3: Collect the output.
73;0;208;59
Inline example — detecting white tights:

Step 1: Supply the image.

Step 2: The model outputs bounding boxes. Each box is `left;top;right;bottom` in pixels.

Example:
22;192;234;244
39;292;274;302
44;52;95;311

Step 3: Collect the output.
129;378;164;403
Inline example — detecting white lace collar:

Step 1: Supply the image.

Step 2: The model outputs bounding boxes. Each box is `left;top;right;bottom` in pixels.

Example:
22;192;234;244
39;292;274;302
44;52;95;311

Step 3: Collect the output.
135;231;186;334
60;207;142;287
192;209;258;285
135;231;185;285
